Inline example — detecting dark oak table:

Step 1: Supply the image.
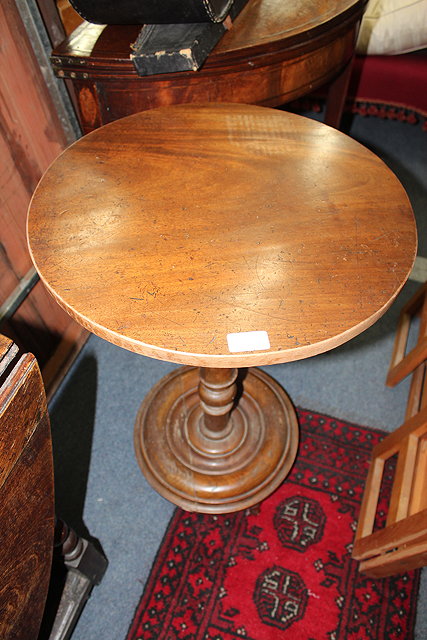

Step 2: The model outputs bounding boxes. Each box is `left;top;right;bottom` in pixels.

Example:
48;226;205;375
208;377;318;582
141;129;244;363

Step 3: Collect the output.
27;103;416;513
51;0;368;133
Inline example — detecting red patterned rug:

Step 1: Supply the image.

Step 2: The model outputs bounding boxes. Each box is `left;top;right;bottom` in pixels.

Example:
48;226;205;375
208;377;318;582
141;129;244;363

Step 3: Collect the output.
127;409;420;640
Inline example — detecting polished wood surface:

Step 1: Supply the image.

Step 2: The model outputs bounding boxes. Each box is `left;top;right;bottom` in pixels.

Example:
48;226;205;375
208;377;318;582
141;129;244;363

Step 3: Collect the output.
0;334;107;632
0;335;54;639
28;102;416;512
51;0;367;132
134;365;299;512
28;103;417;369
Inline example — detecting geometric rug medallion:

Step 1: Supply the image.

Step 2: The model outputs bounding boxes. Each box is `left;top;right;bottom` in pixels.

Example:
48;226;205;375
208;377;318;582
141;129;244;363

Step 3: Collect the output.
127;409;420;639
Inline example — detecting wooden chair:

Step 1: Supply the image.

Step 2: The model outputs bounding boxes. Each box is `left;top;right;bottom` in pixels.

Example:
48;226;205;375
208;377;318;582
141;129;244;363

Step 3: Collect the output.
353;282;427;577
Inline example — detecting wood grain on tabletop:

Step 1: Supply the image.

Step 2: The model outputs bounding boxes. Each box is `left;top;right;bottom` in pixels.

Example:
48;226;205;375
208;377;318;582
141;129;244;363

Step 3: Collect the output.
27;103;417;367
214;0;364;55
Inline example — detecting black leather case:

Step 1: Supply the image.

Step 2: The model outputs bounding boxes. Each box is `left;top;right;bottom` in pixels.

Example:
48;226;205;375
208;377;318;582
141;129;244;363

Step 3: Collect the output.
69;0;234;24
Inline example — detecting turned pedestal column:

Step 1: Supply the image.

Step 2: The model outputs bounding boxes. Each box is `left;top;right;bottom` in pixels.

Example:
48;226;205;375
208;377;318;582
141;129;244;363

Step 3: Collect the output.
134;366;298;512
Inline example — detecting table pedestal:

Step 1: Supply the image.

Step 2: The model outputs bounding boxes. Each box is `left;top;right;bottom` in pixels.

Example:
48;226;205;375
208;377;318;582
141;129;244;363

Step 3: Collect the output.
134;367;299;513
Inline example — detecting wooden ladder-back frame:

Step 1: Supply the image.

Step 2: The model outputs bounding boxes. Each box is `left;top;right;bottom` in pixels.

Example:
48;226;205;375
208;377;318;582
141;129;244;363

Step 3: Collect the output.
352;405;427;578
386;282;427;389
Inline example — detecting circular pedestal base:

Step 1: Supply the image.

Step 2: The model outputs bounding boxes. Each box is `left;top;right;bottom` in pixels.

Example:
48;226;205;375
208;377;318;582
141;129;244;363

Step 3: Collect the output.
134;366;299;513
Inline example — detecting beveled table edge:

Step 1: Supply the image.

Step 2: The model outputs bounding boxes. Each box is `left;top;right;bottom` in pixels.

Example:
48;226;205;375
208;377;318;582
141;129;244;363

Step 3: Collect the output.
25;268;414;368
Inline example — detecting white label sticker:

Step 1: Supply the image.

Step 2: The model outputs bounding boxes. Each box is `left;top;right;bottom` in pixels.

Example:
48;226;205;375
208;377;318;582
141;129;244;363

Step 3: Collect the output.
226;331;271;353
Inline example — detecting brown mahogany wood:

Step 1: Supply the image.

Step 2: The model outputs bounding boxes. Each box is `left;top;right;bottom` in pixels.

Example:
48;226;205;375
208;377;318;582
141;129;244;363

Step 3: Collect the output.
28;103;416;512
0;335;54;639
51;0;368;133
199;367;238;433
134;366;299;512
27;104;417;368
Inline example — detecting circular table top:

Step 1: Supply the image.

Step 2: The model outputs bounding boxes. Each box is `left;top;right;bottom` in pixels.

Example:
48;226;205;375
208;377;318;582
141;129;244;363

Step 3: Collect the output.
27;103;417;367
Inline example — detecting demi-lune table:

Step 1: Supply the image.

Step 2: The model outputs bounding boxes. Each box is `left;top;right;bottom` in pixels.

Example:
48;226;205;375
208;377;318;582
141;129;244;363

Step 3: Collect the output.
27;103;417;513
51;0;367;133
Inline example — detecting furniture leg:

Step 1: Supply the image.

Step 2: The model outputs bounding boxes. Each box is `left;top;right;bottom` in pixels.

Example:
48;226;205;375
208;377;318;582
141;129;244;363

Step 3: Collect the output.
324;56;355;128
47;519;108;640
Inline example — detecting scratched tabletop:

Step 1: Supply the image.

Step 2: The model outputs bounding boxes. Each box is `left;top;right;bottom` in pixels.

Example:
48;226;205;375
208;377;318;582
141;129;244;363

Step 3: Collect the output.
27;103;417;368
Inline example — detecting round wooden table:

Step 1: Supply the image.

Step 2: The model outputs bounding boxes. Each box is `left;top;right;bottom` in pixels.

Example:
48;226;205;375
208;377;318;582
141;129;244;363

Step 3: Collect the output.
27;103;416;513
51;0;367;133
